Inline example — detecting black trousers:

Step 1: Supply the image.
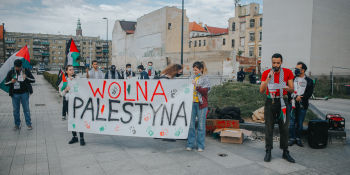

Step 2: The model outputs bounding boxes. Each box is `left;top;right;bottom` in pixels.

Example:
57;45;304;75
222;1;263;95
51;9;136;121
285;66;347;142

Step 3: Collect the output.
264;98;290;150
62;97;68;117
72;131;84;138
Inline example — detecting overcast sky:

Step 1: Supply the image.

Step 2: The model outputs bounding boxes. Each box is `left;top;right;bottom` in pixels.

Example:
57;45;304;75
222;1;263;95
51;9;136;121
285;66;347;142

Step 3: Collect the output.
0;0;262;40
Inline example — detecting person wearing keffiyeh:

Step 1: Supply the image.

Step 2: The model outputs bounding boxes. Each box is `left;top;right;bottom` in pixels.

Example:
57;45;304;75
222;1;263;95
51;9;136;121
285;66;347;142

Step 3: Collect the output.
186;61;210;152
259;53;295;163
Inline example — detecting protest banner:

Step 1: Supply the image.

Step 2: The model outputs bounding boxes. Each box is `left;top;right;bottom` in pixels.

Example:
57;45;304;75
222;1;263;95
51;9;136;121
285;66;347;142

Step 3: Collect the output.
68;78;193;139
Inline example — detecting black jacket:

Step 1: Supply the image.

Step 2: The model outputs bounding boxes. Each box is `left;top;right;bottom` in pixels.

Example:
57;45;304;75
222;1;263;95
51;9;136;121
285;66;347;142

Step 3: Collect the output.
5;68;35;96
289;76;314;109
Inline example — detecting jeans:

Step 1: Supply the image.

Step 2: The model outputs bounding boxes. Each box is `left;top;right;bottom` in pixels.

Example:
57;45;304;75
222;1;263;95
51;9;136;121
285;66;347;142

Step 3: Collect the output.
12;92;32;126
264;98;290;150
289;105;307;140
187;103;208;150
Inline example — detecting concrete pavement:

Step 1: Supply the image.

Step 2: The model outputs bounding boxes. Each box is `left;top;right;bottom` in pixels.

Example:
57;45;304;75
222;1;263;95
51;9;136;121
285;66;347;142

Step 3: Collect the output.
0;75;349;175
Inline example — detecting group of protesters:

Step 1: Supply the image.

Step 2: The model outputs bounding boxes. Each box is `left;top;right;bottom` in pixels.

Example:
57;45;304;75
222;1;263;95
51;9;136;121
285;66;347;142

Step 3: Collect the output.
4;52;314;163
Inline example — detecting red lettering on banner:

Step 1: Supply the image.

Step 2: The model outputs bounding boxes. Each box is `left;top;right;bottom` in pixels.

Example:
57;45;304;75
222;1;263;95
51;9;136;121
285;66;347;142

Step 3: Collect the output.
136;81;148;101
124;81;135;101
151;80;168;102
108;82;121;99
88;81;106;98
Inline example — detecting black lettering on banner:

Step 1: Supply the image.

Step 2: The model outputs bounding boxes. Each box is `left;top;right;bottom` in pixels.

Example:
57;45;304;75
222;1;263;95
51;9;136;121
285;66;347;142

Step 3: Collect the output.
172;101;187;126
150;104;163;126
161;104;174;126
96;98;106;121
121;102;133;124
108;99;120;121
81;98;94;121
135;103;148;124
73;97;84;119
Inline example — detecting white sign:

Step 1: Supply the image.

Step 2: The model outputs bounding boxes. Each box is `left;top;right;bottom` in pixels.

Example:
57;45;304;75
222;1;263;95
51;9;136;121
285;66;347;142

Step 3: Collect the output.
68;79;193;139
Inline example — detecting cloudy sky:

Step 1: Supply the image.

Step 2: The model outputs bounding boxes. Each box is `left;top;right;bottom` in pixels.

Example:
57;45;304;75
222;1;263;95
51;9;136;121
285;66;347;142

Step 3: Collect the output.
0;0;262;40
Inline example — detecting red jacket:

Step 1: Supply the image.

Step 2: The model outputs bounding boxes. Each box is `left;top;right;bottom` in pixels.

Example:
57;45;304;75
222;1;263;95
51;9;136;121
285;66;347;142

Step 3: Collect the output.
196;86;209;109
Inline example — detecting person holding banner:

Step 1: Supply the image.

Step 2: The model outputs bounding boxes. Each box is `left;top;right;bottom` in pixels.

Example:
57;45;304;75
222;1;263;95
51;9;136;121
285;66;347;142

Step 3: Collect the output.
122;64;135;79
137;65;149;79
186;61;210;152
157;64;183;79
60;65;86;146
86;60;104;79
259;53;295;163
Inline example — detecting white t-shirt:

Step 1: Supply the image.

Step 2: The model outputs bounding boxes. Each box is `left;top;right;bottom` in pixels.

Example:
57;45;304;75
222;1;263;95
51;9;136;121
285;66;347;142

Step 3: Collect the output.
294;76;307;96
88;69;104;79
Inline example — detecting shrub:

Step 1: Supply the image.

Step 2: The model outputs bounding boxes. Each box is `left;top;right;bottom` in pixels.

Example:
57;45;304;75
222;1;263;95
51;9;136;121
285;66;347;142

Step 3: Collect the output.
43;71;59;90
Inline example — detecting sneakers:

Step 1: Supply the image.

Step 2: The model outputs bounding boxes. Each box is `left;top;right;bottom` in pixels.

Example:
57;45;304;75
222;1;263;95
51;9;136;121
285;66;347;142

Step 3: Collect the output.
27;125;33;130
13;125;21;130
68;137;79;144
197;148;204;152
62;116;66;121
186;147;192;151
296;139;304;147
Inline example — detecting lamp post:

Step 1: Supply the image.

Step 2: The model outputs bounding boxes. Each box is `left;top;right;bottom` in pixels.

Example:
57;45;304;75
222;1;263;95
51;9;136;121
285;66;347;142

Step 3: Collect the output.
102;17;109;69
181;0;184;66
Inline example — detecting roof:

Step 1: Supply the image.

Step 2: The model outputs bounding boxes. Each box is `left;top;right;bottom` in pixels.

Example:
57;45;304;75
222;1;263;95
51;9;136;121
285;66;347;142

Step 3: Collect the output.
119;21;137;34
189;22;207;32
205;25;228;35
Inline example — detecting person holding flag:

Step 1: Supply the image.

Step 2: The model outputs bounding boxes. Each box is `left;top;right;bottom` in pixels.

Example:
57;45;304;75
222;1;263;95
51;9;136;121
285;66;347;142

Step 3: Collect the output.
0;45;35;130
259;53;295;163
59;65;85;146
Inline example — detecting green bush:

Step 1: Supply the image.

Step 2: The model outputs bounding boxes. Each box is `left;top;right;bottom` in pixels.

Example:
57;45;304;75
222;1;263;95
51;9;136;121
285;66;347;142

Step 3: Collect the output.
313;75;350;99
43;71;59;90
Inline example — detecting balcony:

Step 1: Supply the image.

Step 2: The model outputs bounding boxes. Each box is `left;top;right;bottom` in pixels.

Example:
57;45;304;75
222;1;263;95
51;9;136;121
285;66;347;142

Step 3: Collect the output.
102;49;109;53
41;41;50;45
42;52;50;56
33;52;41;56
33;45;42;49
5;40;15;44
33;41;41;45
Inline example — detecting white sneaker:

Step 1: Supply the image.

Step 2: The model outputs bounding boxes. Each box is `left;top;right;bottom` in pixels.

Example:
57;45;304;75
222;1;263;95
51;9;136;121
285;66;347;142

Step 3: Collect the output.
186;147;192;151
197;148;204;152
62;116;66;120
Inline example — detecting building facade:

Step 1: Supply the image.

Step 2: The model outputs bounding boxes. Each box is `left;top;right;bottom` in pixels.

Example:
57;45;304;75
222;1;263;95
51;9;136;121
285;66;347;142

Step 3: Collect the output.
228;3;262;70
261;0;350;76
2;20;112;69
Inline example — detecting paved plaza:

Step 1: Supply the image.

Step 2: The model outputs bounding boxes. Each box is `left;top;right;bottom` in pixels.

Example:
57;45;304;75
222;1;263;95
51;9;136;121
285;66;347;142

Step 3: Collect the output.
0;75;349;175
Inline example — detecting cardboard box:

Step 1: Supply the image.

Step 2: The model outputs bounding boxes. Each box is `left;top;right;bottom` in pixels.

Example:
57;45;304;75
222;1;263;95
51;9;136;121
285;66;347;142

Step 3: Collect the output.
206;119;240;133
219;129;243;144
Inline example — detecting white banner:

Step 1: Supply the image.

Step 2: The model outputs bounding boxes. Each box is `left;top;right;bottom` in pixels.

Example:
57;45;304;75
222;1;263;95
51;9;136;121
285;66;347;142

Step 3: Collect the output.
68;79;193;139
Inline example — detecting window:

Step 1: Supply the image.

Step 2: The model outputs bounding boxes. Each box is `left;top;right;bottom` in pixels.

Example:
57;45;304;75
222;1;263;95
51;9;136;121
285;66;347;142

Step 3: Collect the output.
232;22;235;31
240;37;245;46
250;19;255;28
249;47;254;57
258;47;262;57
52;51;55;54
199;40;201;47
18;39;22;42
231;39;235;48
259;31;262;41
240;22;245;31
189;41;192;48
249;32;255;42
168;23;172;30
203;40;206;46
194;40;197;47
25;39;29;42
260;18;263;27
223;38;226;45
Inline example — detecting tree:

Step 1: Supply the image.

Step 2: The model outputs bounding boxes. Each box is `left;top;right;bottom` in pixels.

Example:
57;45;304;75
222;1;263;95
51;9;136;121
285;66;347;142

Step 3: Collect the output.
30;59;39;67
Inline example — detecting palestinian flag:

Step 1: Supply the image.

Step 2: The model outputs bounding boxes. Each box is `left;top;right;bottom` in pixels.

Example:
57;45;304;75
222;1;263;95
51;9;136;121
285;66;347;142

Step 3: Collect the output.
66;38;80;67
58;70;67;92
0;45;31;93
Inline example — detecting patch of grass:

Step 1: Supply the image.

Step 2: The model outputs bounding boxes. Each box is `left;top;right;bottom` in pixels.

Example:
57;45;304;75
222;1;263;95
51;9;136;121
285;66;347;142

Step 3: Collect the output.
208;82;266;118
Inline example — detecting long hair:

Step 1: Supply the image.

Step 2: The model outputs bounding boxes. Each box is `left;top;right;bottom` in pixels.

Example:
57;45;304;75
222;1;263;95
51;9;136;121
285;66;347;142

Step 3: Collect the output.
161;64;183;78
193;61;208;75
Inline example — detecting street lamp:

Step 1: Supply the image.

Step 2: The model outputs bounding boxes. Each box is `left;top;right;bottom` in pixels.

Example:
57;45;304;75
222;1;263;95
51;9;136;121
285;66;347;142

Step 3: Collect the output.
181;0;184;66
102;17;109;69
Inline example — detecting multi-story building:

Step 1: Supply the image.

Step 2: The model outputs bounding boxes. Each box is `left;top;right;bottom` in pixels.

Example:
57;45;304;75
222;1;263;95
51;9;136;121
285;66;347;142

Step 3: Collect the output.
228;3;262;70
3;20;112;69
